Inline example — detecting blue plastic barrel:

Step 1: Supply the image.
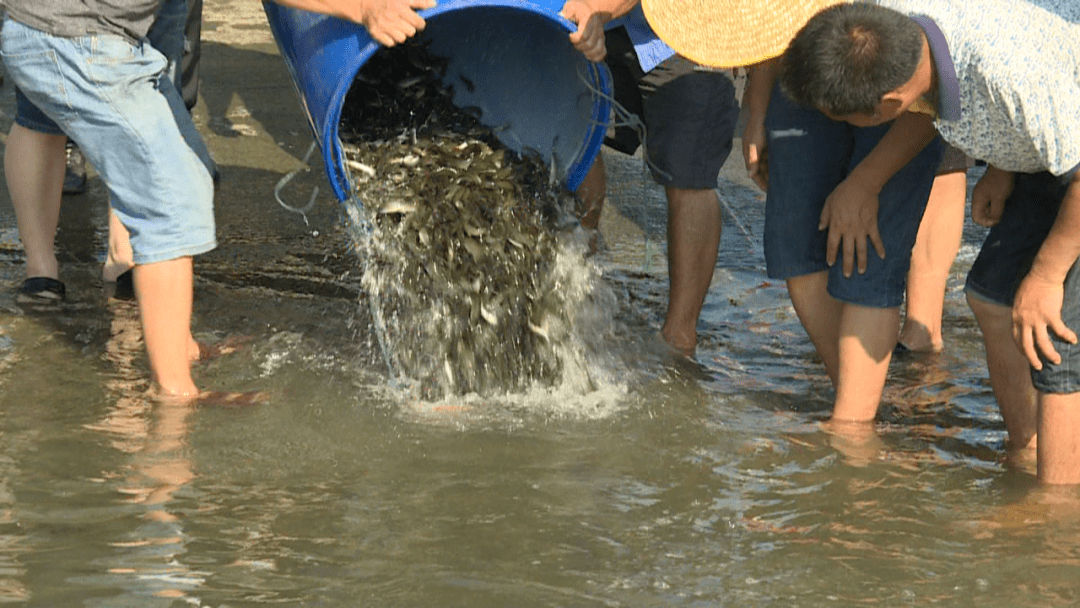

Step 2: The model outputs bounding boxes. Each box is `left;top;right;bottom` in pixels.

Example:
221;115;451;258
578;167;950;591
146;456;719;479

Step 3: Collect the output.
262;0;612;201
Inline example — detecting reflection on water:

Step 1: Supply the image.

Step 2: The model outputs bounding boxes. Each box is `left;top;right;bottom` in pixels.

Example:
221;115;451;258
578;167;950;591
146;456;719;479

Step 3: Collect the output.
1;146;1080;606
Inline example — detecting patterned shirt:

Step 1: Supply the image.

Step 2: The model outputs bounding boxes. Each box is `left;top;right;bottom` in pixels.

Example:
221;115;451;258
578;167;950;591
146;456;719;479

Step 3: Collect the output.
872;0;1080;176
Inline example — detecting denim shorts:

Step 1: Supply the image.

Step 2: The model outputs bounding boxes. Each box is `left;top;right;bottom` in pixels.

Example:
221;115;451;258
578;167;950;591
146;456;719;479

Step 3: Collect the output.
14;0;189;134
1;15;215;265
763;87;943;308
602;27;739;189
964;170;1080;393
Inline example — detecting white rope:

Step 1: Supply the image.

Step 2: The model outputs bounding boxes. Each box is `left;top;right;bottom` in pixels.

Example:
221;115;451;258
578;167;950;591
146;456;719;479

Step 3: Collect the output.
579;62;757;250
273;141;320;225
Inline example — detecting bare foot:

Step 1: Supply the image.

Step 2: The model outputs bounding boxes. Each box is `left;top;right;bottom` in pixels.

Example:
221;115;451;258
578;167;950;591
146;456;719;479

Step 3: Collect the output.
151;386;267;407
150;383;200;404
1004;438;1038;477
897;324;944;353
823;419;886;467
190;334;255;363
102;260;134;284
197;390;269;407
188;337;201;363
104;208;134;282
661;328;696;360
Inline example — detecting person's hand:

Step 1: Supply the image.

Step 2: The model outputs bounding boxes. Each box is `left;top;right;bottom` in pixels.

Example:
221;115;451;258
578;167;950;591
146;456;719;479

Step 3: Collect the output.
561;0;609;62
358;0;436;47
971;165;1014;227
820;177;884;277
742;118;768;191
1012;268;1078;369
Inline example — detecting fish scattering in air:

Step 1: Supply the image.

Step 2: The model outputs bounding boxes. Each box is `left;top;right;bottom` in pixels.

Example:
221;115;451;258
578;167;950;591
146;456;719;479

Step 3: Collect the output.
338;39;588;400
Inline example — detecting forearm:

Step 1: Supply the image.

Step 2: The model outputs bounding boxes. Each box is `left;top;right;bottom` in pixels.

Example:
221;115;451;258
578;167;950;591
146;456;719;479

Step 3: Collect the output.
269;0;364;21
743;58;779;127
1030;174;1080;283
586;0;639;20
846;112;938;192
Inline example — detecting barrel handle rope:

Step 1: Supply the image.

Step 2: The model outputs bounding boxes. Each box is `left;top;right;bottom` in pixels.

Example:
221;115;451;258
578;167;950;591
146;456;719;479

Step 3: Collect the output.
274;139;407;390
273;140;320;225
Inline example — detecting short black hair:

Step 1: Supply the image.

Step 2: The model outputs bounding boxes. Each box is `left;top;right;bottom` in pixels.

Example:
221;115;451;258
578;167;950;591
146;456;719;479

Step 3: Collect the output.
780;3;924;116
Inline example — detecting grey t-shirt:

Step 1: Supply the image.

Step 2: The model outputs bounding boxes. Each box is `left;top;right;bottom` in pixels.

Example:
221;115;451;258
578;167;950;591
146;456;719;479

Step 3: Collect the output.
2;0;161;42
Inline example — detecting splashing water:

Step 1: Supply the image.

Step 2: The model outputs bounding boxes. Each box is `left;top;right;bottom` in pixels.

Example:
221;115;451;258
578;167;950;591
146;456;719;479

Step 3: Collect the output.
338;39;624;402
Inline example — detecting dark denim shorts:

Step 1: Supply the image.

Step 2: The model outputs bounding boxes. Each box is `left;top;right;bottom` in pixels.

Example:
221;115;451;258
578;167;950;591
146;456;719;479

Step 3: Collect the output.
602;27;739;189
964;170;1080;393
762;87;943;308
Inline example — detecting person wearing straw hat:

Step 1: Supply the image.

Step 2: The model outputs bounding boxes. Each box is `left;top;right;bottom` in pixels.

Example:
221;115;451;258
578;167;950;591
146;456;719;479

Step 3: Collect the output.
562;0;740;359
641;0;948;437
646;0;968;357
780;0;1080;484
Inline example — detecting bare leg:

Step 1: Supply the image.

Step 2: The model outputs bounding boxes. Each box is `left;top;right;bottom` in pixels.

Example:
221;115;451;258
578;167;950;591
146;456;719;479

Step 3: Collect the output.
4;125;66;279
787;271;898;422
824;419;887;466
967;293;1038;454
575;155;606;232
900;171;966;351
787;271;843;383
104;207;135;282
662;187;721;356
1038;392;1080;484
133;256;198;398
108;211;202;362
833;303;900;422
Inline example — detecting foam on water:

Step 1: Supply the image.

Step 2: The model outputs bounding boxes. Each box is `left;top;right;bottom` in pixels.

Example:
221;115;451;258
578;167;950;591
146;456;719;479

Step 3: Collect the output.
394;230;632;424
352;199;632;421
335;38;634;407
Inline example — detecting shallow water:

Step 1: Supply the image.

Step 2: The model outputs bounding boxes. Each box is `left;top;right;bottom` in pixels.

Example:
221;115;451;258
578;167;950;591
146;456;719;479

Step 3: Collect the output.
1;33;1079;607
2;140;1079;606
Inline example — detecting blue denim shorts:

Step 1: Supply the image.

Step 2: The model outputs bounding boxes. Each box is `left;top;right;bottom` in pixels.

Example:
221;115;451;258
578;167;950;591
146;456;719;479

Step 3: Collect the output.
13;0;189;133
763;87;943;308
1;15;215;265
964;170;1080;393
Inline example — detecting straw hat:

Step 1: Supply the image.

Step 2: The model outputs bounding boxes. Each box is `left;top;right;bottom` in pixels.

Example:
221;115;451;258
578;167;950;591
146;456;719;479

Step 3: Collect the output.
641;0;847;68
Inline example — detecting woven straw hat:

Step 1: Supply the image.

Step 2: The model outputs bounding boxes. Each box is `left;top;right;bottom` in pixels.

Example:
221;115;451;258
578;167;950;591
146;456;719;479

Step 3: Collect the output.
641;0;846;68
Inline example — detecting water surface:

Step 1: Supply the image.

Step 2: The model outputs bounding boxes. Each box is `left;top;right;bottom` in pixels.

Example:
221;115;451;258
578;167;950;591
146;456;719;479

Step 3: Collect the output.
0;35;1077;607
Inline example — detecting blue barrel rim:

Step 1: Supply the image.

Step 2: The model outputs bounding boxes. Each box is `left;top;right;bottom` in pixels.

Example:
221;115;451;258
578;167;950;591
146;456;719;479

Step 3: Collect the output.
267;0;610;201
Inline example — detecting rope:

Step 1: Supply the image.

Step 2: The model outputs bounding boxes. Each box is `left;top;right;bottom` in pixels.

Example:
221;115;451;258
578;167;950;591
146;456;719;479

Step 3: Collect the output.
274;139;406;388
576;62;672;183
273;141;320;225
578;62;757;250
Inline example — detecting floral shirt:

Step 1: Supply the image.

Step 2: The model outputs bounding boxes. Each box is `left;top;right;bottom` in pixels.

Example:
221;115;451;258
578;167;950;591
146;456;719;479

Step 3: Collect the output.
873;0;1080;176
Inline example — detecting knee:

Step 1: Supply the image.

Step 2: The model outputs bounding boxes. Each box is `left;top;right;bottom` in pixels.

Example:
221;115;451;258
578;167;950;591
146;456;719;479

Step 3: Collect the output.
966;290;1014;336
665;188;720;211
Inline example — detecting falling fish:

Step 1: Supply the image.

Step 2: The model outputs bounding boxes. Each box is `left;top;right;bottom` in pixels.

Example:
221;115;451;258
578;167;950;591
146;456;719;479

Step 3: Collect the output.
337;37;579;399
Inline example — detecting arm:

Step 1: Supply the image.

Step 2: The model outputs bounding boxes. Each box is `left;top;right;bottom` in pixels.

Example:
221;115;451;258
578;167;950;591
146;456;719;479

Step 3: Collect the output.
821;111;938;277
970;164;1014;227
1012;171;1080;369
560;0;638;62
269;0;436;47
742;58;779;191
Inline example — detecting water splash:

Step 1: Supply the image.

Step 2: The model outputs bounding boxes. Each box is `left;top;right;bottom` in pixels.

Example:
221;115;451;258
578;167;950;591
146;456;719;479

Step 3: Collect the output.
338;40;626;404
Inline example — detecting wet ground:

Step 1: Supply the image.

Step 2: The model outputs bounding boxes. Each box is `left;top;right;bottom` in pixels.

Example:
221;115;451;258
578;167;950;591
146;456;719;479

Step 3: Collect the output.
0;1;1077;606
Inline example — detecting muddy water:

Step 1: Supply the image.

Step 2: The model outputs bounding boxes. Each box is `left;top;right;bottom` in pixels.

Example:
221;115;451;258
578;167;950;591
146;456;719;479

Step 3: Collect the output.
0;12;1078;608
